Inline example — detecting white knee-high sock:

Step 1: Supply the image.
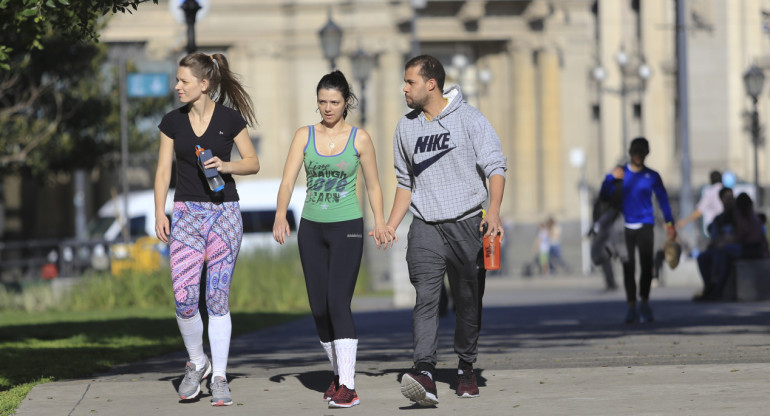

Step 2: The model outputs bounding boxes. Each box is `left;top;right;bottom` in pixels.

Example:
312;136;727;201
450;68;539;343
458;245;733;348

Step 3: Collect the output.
335;338;358;389
321;341;339;375
208;312;232;380
177;312;206;367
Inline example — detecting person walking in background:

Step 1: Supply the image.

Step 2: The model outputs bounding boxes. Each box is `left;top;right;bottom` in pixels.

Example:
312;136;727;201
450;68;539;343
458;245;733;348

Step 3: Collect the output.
677;170;723;245
383;55;507;406
272;70;393;409
600;137;676;324
589;176;626;292
547;217;570;273
154;52;259;406
532;222;551;275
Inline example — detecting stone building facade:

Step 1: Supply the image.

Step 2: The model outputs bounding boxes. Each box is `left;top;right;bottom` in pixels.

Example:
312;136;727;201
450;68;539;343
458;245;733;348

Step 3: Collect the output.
99;0;770;228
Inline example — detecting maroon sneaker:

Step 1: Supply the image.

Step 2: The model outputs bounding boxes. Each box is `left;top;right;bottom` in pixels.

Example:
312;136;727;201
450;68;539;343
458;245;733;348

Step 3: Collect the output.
401;371;438;406
456;368;480;398
323;375;339;401
328;384;360;408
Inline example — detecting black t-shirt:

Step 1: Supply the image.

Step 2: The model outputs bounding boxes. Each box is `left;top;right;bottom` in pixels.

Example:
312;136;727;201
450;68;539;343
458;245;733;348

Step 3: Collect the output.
158;104;247;202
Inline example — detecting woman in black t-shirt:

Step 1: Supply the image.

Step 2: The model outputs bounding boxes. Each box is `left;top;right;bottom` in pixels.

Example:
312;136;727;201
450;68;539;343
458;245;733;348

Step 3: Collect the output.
154;52;259;406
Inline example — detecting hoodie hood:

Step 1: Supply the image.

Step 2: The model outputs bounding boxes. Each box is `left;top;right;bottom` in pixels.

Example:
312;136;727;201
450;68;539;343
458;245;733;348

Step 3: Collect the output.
434;85;464;121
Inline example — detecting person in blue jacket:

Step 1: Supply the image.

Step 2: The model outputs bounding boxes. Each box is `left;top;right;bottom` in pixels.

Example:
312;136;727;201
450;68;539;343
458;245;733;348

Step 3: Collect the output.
600;137;676;323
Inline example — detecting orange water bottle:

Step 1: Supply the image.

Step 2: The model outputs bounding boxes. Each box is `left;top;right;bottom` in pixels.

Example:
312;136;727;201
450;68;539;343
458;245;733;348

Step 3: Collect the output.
483;234;500;270
481;211;500;270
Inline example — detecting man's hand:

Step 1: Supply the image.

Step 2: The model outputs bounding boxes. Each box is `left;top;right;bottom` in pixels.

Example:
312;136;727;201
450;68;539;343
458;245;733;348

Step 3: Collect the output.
480;211;504;243
666;223;677;240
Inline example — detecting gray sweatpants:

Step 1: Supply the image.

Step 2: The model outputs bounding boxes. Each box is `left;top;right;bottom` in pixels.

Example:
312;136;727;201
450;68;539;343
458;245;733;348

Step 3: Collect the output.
406;215;486;368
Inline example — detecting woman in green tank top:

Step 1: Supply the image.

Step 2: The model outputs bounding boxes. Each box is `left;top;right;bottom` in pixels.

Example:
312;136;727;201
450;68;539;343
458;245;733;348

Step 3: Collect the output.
273;71;394;409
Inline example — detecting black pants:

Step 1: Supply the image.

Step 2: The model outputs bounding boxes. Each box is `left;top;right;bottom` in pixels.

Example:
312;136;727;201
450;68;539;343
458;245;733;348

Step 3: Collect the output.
622;225;654;303
297;218;363;342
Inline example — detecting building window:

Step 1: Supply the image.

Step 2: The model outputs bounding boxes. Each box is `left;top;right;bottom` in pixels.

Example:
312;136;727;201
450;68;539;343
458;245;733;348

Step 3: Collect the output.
592;104;601;121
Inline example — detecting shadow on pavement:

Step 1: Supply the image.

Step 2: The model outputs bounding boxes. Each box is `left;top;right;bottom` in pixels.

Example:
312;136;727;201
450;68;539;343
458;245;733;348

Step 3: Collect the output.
65;293;770;382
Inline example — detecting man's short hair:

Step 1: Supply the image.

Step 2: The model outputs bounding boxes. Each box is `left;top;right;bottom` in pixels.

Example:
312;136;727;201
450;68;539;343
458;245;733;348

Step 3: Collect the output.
628;137;650;157
718;187;733;200
405;55;446;90
709;170;722;185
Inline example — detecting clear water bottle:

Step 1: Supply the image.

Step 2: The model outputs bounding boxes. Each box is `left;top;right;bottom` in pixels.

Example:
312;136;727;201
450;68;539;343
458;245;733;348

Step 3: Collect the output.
195;145;225;192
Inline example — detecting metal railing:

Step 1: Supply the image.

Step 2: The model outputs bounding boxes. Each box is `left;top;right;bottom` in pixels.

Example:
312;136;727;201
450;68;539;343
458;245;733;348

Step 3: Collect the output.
0;238;113;283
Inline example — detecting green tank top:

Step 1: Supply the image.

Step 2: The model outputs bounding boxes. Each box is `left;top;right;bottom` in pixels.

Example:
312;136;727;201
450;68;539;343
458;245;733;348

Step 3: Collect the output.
302;125;362;222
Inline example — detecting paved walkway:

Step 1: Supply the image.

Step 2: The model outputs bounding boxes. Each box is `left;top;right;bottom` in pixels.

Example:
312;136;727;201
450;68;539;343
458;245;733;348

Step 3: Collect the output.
14;267;770;415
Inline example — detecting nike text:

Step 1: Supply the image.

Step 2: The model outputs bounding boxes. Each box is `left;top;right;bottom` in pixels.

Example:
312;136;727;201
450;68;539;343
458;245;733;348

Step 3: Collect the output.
414;133;450;154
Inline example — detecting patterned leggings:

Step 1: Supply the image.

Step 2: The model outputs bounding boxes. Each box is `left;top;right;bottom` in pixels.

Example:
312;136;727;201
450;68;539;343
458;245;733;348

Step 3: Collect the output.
170;201;243;318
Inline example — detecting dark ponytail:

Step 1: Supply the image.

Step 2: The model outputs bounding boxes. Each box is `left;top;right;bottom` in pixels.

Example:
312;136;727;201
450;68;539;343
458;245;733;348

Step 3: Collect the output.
179;52;258;127
316;70;358;119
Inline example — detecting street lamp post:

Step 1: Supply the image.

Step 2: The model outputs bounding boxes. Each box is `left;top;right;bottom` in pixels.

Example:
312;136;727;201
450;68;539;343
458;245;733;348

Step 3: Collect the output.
319;11;343;72
452;53;469;85
410;0;427;57
181;0;201;54
592;48;652;159
616;49;629;152
743;65;765;204
592;66;607;177
570;148;591;276
107;43;143;244
351;48;373;127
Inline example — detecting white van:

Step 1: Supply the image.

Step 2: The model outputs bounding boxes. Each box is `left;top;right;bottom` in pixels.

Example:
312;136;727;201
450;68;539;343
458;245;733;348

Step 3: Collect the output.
89;179;306;253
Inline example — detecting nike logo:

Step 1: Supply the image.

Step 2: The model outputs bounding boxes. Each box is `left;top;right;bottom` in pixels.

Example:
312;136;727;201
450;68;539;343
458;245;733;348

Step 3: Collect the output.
413;148;454;177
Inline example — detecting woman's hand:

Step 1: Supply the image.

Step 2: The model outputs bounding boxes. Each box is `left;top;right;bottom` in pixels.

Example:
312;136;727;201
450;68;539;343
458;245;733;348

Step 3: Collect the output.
369;224;397;249
155;215;170;244
273;216;291;245
204;156;230;174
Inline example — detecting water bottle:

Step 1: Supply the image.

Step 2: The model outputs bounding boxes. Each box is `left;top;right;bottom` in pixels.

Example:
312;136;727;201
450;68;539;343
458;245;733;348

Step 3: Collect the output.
195;145;225;192
483;234;501;271
480;217;501;271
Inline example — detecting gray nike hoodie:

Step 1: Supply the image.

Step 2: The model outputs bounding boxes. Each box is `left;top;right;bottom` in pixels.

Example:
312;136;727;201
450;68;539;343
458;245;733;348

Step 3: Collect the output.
393;85;507;222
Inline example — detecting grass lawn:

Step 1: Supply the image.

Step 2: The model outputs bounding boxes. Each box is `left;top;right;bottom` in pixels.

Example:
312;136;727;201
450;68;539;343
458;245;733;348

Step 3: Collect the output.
0;246;376;415
0;307;305;416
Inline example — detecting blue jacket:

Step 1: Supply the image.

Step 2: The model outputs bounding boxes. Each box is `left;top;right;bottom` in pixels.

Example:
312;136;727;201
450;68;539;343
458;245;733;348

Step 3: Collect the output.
600;165;674;225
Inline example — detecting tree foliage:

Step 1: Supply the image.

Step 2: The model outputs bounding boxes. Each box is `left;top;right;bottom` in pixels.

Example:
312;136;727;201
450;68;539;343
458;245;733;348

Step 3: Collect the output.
0;36;170;179
0;0;158;70
0;0;165;178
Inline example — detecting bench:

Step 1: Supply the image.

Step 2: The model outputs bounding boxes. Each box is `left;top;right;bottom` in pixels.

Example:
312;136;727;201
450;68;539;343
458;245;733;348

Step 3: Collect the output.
723;259;770;301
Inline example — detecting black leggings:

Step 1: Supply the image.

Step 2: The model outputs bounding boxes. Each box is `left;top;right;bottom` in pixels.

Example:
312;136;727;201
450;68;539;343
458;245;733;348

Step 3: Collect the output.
622;225;654;303
297;218;363;342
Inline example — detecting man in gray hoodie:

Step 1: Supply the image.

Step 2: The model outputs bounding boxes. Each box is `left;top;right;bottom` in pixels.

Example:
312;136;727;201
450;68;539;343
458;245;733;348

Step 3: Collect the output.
383;55;507;406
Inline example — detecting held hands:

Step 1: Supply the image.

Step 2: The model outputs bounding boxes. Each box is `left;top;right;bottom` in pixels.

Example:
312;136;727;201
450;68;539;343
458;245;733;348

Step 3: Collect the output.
368;224;397;249
273;217;291;245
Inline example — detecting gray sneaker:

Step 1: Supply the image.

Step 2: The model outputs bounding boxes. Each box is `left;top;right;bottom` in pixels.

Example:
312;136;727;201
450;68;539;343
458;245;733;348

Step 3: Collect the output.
178;357;211;400
210;376;233;406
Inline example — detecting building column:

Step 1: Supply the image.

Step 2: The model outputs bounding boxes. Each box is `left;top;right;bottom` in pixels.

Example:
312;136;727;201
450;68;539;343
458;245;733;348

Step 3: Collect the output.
598;0;626;166
538;49;563;213
511;46;538;219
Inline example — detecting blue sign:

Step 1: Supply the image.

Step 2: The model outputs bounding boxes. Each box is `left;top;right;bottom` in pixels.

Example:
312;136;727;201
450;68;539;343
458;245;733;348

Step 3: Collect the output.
127;73;169;98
